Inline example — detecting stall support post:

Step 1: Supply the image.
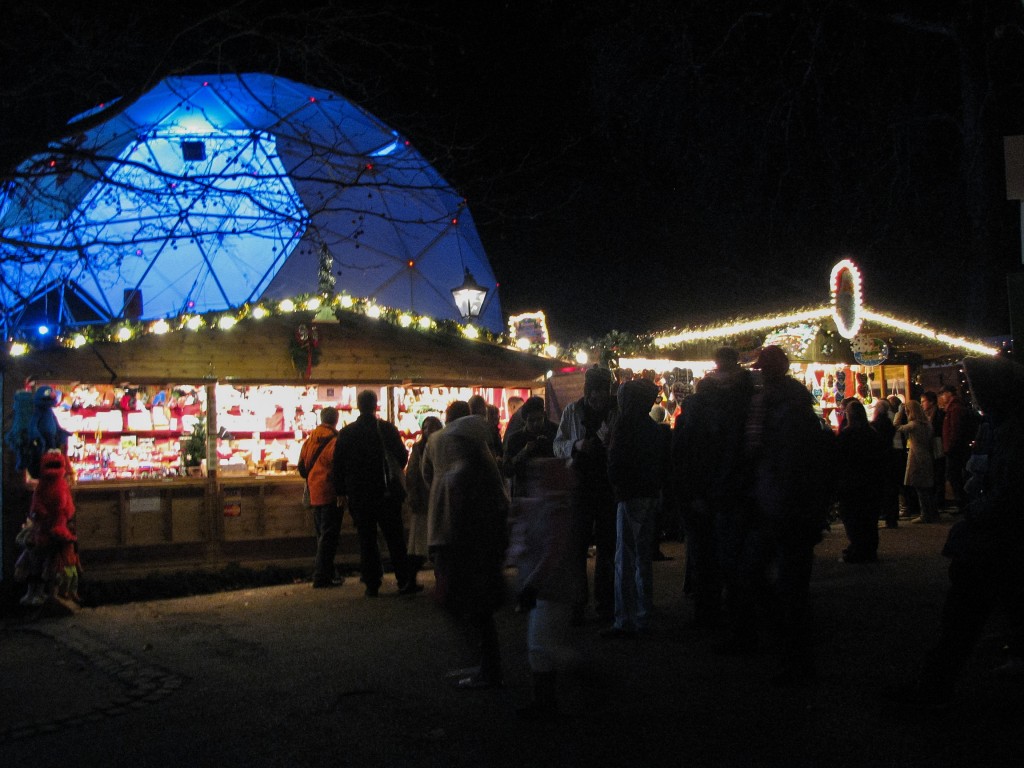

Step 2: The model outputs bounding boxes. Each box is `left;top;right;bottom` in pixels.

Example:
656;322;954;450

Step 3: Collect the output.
386;385;397;424
203;382;222;554
204;383;218;480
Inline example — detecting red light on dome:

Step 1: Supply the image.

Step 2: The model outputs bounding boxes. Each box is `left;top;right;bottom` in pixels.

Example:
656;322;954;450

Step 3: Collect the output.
451;218;458;225
202;82;209;87
407;260;415;268
48;159;56;167
365;163;374;171
404;140;410;146
309;96;317;102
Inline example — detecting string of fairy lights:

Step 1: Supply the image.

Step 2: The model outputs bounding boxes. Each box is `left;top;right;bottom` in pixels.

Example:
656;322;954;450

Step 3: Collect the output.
651;306;999;357
5;292;562;359
5;276;1000;364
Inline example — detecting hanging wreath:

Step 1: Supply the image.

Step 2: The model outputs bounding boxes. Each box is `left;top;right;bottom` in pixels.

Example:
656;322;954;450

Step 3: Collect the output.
290;324;321;379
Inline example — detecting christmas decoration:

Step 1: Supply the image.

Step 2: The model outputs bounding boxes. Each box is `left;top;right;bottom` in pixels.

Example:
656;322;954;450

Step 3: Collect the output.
290;324;322;379
317;242;336;296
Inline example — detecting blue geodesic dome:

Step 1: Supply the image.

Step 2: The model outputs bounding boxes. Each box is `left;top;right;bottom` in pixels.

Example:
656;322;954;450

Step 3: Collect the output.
0;73;503;337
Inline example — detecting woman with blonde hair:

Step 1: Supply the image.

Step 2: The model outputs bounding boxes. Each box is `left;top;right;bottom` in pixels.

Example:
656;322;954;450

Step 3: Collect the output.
896;400;939;523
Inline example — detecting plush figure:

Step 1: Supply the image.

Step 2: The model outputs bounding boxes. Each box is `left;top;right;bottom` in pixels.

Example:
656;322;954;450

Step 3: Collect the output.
4;386;71;479
28;385;71;473
3;390;37;476
17;449;80;606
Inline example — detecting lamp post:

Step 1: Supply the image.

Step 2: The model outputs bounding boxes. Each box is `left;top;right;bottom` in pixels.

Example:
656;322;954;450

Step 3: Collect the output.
451;268;488;321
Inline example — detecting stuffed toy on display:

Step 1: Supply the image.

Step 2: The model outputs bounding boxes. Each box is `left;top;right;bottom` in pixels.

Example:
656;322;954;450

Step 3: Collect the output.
4;385;71;479
3;389;37;477
16;449;81;606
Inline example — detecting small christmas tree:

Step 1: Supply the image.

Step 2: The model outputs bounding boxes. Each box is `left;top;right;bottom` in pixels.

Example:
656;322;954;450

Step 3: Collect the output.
317;242;336;296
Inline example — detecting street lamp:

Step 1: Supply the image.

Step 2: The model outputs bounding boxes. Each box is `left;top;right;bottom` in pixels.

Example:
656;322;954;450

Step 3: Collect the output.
451;268;488;321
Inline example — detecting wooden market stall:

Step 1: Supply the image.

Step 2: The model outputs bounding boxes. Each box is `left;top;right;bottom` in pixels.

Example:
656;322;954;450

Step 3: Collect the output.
1;311;556;576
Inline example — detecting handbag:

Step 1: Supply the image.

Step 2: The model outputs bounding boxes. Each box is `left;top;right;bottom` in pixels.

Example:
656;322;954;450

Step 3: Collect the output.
377;421;406;500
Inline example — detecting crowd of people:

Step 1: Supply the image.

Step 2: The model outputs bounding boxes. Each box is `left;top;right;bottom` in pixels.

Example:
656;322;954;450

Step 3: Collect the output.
297;346;1023;718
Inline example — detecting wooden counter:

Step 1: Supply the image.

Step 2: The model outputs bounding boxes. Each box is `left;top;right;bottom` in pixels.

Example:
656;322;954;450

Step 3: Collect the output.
73;475;313;553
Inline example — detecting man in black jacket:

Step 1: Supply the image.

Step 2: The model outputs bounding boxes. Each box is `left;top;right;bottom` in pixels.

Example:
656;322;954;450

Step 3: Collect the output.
333;390;416;597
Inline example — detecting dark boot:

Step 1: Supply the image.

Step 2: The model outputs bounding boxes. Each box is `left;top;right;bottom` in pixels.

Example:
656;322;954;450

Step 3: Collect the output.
517;671;558;720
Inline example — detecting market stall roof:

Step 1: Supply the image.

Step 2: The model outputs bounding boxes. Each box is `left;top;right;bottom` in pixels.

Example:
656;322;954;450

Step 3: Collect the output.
5;311;556;389
0;73;503;337
649;260;1003;365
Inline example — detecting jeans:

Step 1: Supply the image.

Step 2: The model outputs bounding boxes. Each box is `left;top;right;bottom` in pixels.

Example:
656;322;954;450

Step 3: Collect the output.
613;497;658;631
312;504;342;585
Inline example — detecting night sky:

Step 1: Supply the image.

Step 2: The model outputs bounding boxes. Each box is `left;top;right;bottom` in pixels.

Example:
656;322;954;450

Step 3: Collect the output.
4;1;1024;343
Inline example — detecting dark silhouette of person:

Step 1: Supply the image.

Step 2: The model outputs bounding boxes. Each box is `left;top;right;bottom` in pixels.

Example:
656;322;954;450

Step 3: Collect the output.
332;389;414;597
673;347;754;630
734;345;834;686
503;396;557;497
870;400;902;529
431;433;510;689
554;366;617;623
835;399;885;563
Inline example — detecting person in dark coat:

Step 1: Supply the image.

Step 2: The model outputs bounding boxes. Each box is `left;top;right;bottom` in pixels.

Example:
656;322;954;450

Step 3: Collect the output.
870;400;902;529
737;345;832;685
553;366;618;622
332;389;415;597
602;378;667;638
503;396;558;497
897;356;1024;713
836;399;885;563
673;347;754;629
938;385;973;515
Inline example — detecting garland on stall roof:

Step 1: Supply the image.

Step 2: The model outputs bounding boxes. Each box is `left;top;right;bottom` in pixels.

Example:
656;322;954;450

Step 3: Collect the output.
5;291;532;358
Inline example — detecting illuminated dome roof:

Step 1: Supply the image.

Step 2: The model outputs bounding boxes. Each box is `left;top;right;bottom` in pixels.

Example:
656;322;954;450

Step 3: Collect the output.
0;73;502;336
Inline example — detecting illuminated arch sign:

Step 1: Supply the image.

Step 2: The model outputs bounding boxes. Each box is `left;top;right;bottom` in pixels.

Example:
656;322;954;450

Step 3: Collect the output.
830;259;864;339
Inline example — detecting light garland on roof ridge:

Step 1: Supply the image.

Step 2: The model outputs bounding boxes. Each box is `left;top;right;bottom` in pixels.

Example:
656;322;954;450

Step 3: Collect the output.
859;309;999;356
648;305;998;357
4;292;556;358
653;308;832;347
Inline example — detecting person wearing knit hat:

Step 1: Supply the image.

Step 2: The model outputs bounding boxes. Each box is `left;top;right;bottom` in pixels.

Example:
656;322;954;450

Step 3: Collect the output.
503;396;558;498
600;378;667;638
553;366;618;622
724;344;832;685
584;365;613;394
751;344;791;379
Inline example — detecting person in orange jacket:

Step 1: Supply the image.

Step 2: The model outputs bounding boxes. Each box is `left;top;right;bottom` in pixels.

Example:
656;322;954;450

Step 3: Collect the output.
299;407;340;588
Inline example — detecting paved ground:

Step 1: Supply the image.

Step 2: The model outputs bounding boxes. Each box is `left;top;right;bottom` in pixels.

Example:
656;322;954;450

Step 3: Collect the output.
1;518;1021;768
